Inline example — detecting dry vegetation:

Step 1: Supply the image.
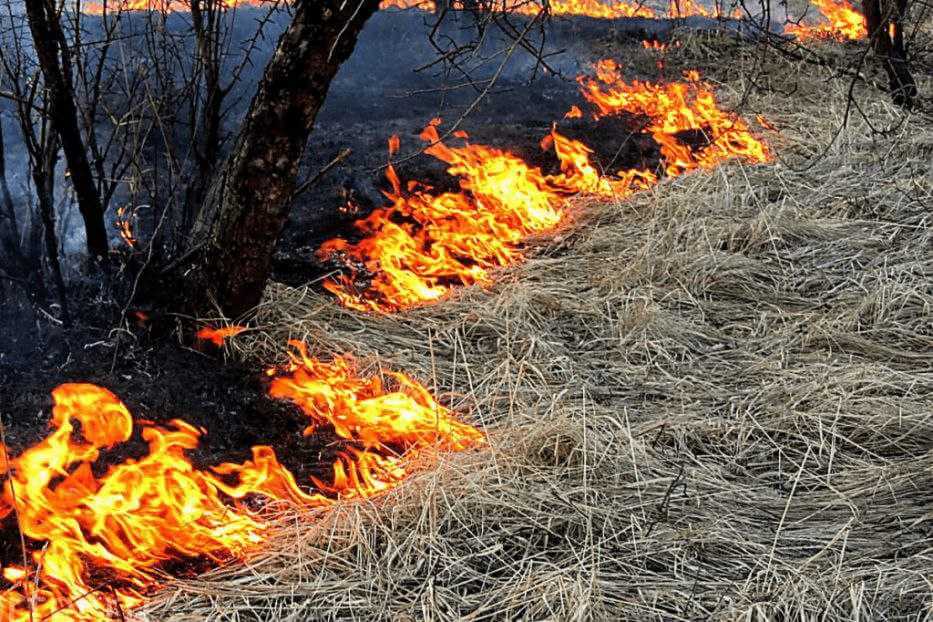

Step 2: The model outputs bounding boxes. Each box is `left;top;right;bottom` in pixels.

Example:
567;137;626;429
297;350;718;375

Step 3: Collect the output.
142;33;932;621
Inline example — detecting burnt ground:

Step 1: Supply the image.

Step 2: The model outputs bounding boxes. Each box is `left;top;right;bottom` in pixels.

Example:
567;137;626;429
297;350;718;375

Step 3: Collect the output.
1;10;686;440
273;10;700;280
0;10;725;569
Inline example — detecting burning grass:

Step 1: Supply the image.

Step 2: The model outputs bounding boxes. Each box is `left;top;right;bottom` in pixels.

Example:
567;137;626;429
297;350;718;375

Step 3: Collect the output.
318;61;771;313
139;33;931;620
0;345;483;620
784;0;867;41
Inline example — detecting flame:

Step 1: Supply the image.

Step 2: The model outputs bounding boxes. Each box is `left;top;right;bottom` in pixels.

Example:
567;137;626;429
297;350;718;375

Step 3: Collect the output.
83;0;265;12
575;59;771;177
380;0;437;8
196;324;248;346
82;0;742;20
114;206;136;248
269;341;484;454
319;60;770;312
543;0;656;18
318;122;573;312
1;345;482;621
784;0;867;41
83;0;431;13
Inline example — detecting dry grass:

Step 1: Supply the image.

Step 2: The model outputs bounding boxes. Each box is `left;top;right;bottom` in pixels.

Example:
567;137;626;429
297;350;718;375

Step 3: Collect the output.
142;35;932;621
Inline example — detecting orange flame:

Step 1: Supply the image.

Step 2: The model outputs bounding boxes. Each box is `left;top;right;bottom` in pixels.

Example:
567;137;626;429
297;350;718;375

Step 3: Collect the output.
0;345;482;621
642;39;668;50
114;206;136;248
380;0;437;9
319;60;770;312
575;60;771;177
196;324;248;346
84;0;429;13
83;0;266;12
318;123;573;312
784;0;867;41
82;0;743;20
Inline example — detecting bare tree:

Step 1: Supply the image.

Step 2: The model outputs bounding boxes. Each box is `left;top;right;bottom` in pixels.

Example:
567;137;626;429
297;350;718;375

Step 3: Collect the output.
7;0;552;319
183;0;384;317
24;0;109;258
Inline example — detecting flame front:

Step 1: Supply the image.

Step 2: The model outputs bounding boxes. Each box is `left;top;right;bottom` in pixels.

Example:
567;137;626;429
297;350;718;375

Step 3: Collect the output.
319;60;770;312
83;0;742;20
576;60;771;176
784;0;867;40
0;347;483;621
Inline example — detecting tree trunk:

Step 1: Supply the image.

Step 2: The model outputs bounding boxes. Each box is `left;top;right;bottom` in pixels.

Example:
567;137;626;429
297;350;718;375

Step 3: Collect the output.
34;134;71;325
24;0;109;258
0;121;19;255
862;0;917;109
183;0;225;229
186;0;381;318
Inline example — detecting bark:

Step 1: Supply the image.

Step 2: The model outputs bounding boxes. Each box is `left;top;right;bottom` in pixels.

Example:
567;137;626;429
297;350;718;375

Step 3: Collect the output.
24;0;109;257
186;0;381;318
862;0;917;109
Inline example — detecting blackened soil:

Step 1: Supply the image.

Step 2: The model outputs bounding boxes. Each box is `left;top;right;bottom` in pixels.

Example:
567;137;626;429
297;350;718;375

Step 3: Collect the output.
0;317;359;568
0;326;346;476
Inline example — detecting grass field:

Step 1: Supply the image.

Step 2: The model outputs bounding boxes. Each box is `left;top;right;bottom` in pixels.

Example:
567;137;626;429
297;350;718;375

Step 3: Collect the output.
141;32;932;621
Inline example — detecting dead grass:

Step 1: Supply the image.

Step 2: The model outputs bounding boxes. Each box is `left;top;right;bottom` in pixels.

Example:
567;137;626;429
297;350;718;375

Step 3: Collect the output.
141;34;932;621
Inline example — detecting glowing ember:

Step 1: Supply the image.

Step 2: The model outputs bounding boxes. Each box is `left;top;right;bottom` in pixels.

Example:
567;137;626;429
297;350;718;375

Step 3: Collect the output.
196;324;248;346
0;347;482;621
784;0;867;41
319;61;770;313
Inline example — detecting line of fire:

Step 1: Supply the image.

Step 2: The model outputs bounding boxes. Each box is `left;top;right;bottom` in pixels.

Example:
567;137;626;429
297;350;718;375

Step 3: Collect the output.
0;0;926;620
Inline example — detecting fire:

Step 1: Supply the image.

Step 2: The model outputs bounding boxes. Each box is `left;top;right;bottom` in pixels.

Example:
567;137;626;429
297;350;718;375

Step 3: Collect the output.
114;206;136;248
784;0;867;41
196;324;248;346
82;0;743;20
0;345;482;621
318;122;574;312
84;0;265;12
575;59;771;176
84;0;431;13
319;60;770;312
380;0;437;9
537;0;656;19
269;341;484;454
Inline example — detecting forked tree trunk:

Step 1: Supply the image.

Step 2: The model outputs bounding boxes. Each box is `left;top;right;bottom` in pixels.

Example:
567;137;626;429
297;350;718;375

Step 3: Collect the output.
862;0;917;109
186;0;381;318
24;0;109;258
